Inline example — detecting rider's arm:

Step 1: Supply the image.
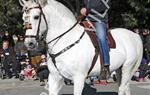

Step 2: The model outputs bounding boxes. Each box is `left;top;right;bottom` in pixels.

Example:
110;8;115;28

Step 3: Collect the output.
80;0;88;16
82;0;111;14
0;50;4;58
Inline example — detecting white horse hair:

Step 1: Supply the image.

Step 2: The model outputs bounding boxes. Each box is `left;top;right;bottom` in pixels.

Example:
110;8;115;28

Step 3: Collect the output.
21;0;143;95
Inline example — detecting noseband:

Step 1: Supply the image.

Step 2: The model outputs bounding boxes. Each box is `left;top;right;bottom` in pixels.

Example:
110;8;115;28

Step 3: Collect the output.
24;5;48;41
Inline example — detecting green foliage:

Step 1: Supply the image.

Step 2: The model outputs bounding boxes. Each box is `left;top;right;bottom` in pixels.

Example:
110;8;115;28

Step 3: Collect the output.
0;0;23;35
0;0;149;35
110;0;150;29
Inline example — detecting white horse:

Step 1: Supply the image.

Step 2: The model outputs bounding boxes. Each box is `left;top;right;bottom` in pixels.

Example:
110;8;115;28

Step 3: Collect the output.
20;0;143;95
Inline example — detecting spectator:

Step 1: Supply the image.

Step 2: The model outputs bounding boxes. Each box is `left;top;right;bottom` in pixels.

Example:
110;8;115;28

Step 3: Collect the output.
0;41;14;78
144;62;150;80
37;55;49;86
144;30;150;62
19;58;35;80
0;32;3;47
29;40;47;66
15;35;28;58
13;34;18;45
14;35;28;57
13;35;28;78
139;58;149;81
2;31;14;47
132;69;140;81
133;27;140;34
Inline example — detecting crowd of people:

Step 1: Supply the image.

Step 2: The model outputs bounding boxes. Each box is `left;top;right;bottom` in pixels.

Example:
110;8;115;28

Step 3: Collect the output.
0;32;49;86
0;29;150;86
132;28;150;82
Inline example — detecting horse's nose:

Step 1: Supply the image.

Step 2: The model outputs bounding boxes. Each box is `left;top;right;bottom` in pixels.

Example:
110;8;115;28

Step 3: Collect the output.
28;42;35;48
23;22;32;30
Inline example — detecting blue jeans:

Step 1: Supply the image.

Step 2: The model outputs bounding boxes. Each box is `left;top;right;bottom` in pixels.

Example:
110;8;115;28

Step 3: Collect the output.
94;21;110;65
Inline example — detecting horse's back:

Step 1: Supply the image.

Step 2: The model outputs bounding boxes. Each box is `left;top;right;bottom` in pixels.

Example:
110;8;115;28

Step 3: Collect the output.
110;28;143;67
110;28;143;53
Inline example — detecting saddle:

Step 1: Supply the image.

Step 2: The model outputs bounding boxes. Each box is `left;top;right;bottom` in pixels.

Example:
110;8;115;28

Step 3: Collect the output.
81;21;116;49
80;21;116;75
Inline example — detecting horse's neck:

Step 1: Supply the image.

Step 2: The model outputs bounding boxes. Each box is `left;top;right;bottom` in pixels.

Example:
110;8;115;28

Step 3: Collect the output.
44;1;78;41
43;1;84;53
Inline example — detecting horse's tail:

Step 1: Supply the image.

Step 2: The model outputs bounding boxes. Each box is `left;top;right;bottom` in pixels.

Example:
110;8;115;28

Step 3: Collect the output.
129;34;143;79
116;33;143;86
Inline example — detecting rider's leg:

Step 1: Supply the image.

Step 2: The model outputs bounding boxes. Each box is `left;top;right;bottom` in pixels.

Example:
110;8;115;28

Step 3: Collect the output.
94;21;110;66
94;21;110;80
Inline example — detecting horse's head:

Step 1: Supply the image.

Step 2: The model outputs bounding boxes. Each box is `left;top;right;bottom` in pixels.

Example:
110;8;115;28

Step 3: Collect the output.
20;0;48;50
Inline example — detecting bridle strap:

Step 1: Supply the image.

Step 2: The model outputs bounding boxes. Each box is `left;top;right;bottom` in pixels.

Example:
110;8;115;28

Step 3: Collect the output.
39;5;49;41
35;4;48;41
25;4;48;41
36;10;42;40
28;6;40;10
25;35;37;38
47;15;85;44
24;6;40;12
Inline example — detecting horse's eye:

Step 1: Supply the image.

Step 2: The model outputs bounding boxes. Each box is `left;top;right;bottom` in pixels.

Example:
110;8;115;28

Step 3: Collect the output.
34;15;39;20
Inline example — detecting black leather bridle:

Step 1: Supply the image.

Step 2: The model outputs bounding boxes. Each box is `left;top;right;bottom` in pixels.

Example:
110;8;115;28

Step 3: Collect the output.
23;5;48;41
23;4;86;79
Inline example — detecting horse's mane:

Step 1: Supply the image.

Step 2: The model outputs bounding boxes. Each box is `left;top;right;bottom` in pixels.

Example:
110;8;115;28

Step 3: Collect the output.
56;0;76;14
48;0;76;23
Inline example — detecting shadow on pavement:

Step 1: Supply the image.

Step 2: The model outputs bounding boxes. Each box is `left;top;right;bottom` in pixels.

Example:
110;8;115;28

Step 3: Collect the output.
62;83;118;95
97;92;118;95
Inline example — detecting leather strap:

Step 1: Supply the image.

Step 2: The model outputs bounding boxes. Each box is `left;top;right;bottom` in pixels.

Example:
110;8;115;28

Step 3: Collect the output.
88;49;99;75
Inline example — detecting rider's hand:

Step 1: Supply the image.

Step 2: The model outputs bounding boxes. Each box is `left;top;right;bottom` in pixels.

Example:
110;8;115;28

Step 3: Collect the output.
80;8;87;16
0;54;4;58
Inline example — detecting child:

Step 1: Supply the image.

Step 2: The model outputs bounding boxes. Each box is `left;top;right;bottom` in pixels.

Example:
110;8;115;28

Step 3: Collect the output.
19;58;35;80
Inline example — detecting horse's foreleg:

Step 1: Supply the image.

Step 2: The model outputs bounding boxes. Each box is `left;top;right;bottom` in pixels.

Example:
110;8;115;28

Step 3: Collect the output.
73;75;86;95
48;74;63;95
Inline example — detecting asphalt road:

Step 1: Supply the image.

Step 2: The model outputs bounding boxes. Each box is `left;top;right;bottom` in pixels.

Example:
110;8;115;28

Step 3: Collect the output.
0;79;149;95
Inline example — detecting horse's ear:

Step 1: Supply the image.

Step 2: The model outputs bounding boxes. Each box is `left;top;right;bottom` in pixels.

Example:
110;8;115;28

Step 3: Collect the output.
19;0;25;6
37;0;48;7
33;0;38;3
19;0;35;6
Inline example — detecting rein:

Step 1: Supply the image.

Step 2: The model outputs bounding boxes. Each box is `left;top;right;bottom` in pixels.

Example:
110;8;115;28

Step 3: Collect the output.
46;15;85;62
47;15;86;44
47;21;79;44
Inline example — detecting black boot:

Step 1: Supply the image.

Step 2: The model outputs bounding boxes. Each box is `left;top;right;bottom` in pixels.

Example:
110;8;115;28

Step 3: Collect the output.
99;65;111;81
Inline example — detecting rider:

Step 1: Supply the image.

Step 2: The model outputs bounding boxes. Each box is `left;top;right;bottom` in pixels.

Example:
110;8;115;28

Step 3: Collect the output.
80;0;111;80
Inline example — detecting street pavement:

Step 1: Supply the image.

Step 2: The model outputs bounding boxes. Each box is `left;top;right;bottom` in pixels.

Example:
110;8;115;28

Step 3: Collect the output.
0;79;149;95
